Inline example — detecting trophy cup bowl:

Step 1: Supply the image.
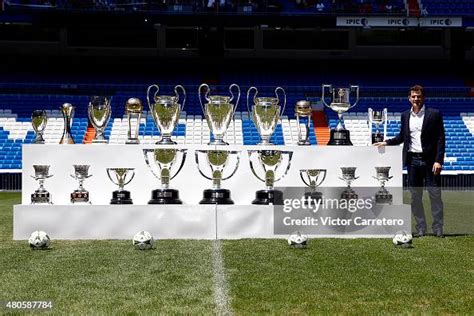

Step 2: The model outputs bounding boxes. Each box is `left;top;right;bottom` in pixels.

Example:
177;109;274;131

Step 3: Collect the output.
248;149;293;205
31;110;47;144
31;165;53;204
247;86;286;145
300;169;327;202
70;164;92;204
88;96;112;144
322;84;359;146
59;103;75;144
146;84;186;145
106;168;135;204
339;167;359;200
199;83;240;145
373;166;393;204
295;100;312;146
143;148;187;204
125;97;143;144
195;149;240;204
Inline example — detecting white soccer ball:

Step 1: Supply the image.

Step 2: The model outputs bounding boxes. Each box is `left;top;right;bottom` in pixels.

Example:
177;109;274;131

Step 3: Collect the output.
288;231;308;248
392;231;413;247
28;231;50;249
132;231;155;250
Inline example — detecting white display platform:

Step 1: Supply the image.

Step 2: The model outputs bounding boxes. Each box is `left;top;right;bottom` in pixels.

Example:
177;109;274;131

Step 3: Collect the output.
15;145;404;240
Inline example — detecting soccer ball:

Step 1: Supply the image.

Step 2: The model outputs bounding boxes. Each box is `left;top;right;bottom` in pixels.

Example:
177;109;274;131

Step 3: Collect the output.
392;231;413;247
132;231;154;250
28;231;50;249
288;231;308;248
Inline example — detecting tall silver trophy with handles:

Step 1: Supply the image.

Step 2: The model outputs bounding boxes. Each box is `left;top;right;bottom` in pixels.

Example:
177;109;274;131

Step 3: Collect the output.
199;83;240;145
295;100;312;145
368;108;388;144
247;86;286;145
146;84;186;145
31;165;53;204
322;84;359;145
88;96;112;144
195;150;240;204
31;110;47;144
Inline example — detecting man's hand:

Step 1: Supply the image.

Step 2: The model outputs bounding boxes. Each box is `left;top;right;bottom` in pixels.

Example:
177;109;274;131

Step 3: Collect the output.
373;142;387;147
432;162;442;175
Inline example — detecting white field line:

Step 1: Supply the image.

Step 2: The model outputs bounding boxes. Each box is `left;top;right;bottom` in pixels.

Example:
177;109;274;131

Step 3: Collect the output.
212;240;233;316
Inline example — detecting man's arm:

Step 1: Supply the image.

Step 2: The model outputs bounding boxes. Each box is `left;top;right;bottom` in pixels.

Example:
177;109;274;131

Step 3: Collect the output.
435;112;445;165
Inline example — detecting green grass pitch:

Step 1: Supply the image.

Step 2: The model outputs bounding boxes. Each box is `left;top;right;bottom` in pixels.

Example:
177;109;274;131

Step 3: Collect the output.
1;191;473;314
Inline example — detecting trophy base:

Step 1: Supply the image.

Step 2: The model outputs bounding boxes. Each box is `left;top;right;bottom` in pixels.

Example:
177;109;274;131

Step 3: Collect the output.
156;138;177;145
32;139;45;144
327;130;352;146
91;139;108;144
71;191;90;204
110;190;133;204
31;191;52;204
252;189;283;205
59;136;75;144
149;189;182;204
372;133;384;144
125;139;140;145
200;189;234;204
303;191;323;205
375;190;393;204
208;139;229;146
341;188;358;200
297;140;311;146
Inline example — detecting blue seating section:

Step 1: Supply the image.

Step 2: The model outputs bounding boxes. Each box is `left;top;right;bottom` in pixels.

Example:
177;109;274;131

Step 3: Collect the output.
422;0;474;16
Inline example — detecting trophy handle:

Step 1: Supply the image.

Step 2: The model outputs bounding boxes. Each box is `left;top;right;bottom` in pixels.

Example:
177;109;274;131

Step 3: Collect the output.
321;84;332;108
123;170;135;187
274;151;293;183
368;107;373;145
318;170;327;187
383;108;388;141
146;84;160;112
222;151;241;181
106;169;119;187
175;85;186;112
349;85;359;109
170;150;187;180
195;151;212;181
247;86;258;117
299;171;311;187
275;87;286;117
248;151;266;183
198;83;210;114
229;83;241;118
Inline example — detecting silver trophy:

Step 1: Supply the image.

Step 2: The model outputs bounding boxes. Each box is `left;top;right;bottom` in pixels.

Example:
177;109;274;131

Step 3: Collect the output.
59;103;75;144
125;98;143;144
368;108;388;144
339;167;359;200
88;96;112;144
300;169;326;202
31;165;53;204
107;168;135;204
373;166;393;204
70;165;92;204
247;86;286;145
322;84;359;145
295;100;312;145
248;150;293;204
199;83;241;145
146;84;186;145
195;150;240;204
31;110;47;144
143;148;187;204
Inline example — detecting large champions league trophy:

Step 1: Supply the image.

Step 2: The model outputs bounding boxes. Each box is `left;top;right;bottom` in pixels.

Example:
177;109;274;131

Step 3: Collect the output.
247;86;286;145
107;168;135;204
143;148;187;204
88;96;112;144
322;85;359;145
146;84;186;145
373;166;393;204
295;100;312;145
31;110;47;144
125;98;143;144
248;150;293;205
195;150;240;204
339;167;359;200
368;108;388;144
60;103;75;144
300;169;326;202
199;83;240;145
70;165;92;204
31;165;53;204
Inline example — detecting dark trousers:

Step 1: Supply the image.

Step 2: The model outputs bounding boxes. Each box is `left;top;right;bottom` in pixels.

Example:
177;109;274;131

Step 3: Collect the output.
407;156;444;234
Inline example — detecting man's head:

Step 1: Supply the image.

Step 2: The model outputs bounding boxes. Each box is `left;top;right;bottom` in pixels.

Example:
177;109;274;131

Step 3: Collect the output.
409;85;424;109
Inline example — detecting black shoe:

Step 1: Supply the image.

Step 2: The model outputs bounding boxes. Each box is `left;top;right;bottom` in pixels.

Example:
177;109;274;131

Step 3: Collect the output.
434;231;444;238
414;231;425;238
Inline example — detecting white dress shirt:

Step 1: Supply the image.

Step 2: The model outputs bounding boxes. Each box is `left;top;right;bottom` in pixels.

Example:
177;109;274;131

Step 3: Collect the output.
409;106;425;153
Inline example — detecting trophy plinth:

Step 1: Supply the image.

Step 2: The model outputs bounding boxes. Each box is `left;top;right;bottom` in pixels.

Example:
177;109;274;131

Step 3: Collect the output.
328;129;353;146
71;191;90;204
372;132;384;144
31;110;47;144
339;167;359;201
149;188;182;204
107;168;135;205
111;190;133;204
156;138;177;145
200;189;233;205
341;188;358;200
31;191;52;204
375;188;393;204
252;189;284;205
304;191;323;202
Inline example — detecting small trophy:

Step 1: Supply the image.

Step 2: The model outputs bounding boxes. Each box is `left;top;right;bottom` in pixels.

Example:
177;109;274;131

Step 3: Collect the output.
300;169;326;202
146;84;186;145
247;86;286;145
295;100;312;145
143;148;187;204
70;165;92;204
199;83;240;145
106;168;135;204
339;167;359;200
125;98;143;144
368;108;387;144
31;110;47;144
31;165;53;204
88;96;112;144
195;150;240;204
322;84;359;146
248;150;293;205
59;103;75;144
373;166;393;204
